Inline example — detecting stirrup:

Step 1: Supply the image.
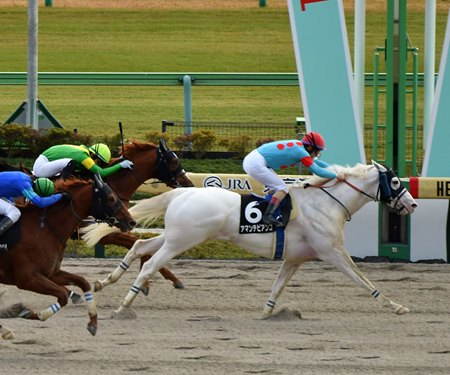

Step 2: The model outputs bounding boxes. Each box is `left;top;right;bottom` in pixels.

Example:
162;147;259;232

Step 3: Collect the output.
263;213;284;227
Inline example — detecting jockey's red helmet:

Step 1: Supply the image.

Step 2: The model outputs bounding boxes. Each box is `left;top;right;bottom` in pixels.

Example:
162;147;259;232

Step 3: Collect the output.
301;131;326;151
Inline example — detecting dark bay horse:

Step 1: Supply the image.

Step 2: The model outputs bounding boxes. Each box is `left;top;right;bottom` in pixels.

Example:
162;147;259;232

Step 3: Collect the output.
85;139;194;290
0;174;135;339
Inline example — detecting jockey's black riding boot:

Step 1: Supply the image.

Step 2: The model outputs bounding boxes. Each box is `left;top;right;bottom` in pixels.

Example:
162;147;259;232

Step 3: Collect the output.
61;160;76;180
0;216;14;235
263;202;284;227
0;217;14;250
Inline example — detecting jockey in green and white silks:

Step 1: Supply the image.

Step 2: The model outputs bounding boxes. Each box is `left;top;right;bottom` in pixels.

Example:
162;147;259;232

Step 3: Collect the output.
243;132;346;227
0;171;63;248
32;143;134;179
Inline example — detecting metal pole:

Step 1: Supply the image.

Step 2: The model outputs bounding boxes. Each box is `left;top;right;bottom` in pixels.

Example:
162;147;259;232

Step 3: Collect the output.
423;0;436;150
27;0;38;130
354;0;365;130
183;75;193;135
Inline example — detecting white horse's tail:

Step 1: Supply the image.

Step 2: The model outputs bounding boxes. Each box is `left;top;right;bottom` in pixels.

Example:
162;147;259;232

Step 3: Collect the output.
130;188;190;226
80;188;191;246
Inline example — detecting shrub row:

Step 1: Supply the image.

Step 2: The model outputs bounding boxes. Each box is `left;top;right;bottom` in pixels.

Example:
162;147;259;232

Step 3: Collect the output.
0;124;124;158
144;129;275;158
0;124;275;159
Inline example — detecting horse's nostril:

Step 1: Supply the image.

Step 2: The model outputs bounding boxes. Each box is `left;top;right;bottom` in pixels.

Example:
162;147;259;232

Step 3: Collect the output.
412;204;418;208
129;220;137;228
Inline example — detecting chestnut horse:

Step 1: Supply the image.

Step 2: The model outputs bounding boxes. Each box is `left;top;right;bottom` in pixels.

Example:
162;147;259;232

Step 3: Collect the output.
0;174;135;339
85;139;194;290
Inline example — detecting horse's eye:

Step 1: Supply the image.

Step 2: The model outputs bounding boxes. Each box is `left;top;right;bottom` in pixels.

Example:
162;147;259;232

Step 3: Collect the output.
390;178;400;189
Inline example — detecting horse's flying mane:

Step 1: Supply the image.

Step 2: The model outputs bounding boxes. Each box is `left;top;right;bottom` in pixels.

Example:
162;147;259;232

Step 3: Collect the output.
305;163;372;185
122;140;157;156
54;177;91;191
104;140;157;166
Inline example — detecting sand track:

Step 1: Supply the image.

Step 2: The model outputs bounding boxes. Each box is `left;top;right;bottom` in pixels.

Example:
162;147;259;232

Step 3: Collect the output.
1;258;450;374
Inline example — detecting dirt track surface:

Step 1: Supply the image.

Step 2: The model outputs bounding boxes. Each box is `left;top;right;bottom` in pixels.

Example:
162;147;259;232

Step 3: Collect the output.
1;258;450;374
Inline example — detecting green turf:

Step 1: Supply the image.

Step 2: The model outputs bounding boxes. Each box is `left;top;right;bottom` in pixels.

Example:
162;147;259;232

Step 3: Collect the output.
0;7;446;139
1;5;445;259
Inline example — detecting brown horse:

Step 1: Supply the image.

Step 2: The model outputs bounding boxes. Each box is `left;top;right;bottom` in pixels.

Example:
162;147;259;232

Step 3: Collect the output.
0;174;135;339
86;139;194;290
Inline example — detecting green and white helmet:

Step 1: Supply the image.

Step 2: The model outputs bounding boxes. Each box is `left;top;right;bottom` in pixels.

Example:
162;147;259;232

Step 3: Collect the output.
34;177;55;197
89;143;111;163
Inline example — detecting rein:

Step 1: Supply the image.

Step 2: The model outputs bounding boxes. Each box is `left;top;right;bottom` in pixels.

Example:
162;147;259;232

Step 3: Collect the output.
39;199;86;245
304;178;379;222
343;180;378;201
39;180;124;244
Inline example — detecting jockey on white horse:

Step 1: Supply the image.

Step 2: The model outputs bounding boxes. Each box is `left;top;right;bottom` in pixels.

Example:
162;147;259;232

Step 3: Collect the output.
243;132;346;227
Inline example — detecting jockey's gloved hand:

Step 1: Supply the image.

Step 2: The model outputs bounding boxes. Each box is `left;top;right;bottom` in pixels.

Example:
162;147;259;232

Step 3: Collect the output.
120;160;134;170
60;192;71;200
336;173;346;182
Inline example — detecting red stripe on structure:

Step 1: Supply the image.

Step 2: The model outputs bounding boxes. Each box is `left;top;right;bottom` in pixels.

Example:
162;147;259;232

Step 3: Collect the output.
409;177;419;198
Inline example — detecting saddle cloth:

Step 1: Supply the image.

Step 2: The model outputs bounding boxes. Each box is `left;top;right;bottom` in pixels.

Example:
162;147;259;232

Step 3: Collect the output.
239;193;297;234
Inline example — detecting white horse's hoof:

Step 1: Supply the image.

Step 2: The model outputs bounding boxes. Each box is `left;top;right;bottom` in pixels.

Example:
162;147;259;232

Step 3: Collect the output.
395;306;410;315
111;307;137;320
2;331;15;340
94;280;103;292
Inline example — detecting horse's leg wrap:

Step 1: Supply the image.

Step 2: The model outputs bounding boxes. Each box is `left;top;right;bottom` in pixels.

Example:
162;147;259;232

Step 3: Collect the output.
85;291;97;318
38;302;61;321
263;300;276;318
69;290;83;304
372;289;409;314
96;260;129;291
85;291;98;336
115;283;143;314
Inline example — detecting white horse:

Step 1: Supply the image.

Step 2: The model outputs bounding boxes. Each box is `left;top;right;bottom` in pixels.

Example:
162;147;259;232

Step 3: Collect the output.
82;161;417;318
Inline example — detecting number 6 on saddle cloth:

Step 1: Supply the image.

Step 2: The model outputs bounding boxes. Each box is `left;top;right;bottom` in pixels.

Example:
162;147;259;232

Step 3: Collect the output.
239;194;293;234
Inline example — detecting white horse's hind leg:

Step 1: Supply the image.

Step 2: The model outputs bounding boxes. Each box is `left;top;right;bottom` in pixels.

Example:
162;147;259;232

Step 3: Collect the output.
262;260;302;318
95;234;165;292
113;240;187;317
320;246;409;315
0;323;14;340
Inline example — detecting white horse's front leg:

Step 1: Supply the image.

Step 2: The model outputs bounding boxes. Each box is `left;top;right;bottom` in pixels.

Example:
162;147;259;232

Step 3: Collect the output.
95;235;165;292
263;260;301;318
320;246;409;315
0;323;14;340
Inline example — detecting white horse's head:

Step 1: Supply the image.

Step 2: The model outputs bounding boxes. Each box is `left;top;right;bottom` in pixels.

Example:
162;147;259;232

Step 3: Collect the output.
372;160;417;215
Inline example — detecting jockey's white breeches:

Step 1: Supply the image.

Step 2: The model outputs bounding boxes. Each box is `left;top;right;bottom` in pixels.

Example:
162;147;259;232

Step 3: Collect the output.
243;149;289;193
0;198;21;223
33;154;72;178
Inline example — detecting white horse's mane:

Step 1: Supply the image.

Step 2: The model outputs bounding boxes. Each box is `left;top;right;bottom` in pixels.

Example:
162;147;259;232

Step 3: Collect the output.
298;163;372;186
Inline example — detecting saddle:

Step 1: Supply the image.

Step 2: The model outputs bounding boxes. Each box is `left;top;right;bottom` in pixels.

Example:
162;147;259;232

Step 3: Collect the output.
239;193;297;234
0;215;20;252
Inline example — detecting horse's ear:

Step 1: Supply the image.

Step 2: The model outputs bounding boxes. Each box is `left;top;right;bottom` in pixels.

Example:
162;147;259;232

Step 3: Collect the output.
372;160;387;172
159;138;168;153
93;172;104;188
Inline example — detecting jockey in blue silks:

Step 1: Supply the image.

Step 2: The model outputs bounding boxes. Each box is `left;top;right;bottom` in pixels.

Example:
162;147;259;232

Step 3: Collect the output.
0;171;63;248
243;132;346;227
